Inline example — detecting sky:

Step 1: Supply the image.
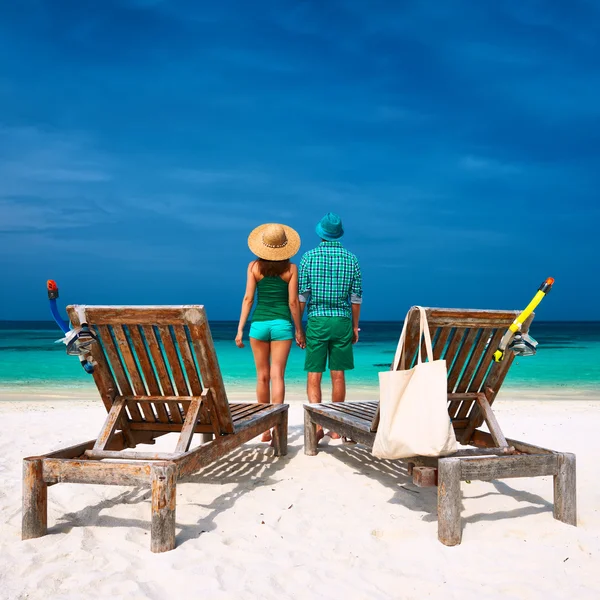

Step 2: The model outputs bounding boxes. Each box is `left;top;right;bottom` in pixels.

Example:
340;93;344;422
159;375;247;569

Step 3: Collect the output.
1;0;599;321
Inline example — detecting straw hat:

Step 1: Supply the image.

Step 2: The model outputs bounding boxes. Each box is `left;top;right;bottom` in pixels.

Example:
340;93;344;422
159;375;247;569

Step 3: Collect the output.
247;223;301;261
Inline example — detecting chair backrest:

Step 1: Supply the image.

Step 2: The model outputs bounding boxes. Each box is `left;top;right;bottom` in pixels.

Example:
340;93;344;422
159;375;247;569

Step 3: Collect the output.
371;306;533;441
67;305;234;435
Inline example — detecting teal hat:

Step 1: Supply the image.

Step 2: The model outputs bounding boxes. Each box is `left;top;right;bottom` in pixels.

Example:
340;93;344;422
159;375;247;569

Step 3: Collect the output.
316;212;344;240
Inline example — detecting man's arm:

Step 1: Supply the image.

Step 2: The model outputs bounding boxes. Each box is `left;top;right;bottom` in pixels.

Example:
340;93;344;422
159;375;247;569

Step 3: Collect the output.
350;258;363;343
298;254;310;320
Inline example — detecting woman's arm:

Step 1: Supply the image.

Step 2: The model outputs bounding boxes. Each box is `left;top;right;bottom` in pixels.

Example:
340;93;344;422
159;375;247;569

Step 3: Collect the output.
236;262;257;348
288;264;305;348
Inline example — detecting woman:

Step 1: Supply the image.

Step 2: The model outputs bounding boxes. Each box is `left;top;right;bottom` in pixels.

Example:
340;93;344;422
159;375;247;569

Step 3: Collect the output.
236;223;304;442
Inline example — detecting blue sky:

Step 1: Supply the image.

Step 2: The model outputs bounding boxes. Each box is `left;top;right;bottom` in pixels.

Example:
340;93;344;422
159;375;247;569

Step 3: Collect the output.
1;0;599;321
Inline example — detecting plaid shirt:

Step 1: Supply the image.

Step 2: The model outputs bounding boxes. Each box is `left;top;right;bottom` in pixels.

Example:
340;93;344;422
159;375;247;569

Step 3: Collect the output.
298;241;362;319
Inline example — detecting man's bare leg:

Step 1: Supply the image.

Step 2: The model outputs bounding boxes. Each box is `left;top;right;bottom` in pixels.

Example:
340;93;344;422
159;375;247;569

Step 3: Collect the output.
307;372;325;442
325;370;346;439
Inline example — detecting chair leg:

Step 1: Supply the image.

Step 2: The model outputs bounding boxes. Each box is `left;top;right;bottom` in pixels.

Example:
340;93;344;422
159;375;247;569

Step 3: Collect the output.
438;458;462;546
22;458;47;540
554;453;577;526
151;464;177;553
200;433;214;443
272;410;288;456
304;410;318;456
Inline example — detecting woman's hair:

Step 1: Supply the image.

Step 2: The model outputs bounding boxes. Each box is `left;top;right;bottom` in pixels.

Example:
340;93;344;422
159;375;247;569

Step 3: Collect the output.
256;258;290;278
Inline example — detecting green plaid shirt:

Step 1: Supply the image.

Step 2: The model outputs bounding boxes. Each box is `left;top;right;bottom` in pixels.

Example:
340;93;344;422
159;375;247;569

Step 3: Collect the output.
298;241;362;319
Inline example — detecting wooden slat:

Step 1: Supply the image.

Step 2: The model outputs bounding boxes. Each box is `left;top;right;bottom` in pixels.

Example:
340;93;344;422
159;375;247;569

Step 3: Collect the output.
466;328;504;393
447;328;480;417
85;449;180;461
66;308;136;447
425;308;520;328
475;393;508;448
447;328;479;393
128;326;170;423
72;306;188;325
142;326;182;424
441;327;466;384
175;392;206;453
432;328;451;361
93;398;127;451
112;325;156;423
187;319;234;434
157;325;190;396
177;405;288;478
326;402;374;423
174;325;215;429
469;430;555;454
129;422;215;433
42;458;153;485
455;328;492;394
459;454;558;480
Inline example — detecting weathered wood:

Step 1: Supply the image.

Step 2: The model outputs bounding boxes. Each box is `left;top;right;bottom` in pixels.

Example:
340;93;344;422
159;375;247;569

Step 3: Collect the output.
475;393;508;448
68;305;191;325
67;309;136;446
425;308;520;327
304;409;318;456
129;422;215;433
441;327;467;381
22;458;47;540
305;405;373;434
438;458;462;546
272;407;288;457
43;459;153;485
303;411;376;448
141;324;183;423
187;319;234;434
466;328;504;393
447;329;480;417
469;429;555;455
459;454;558;481
93;397;127;451
84;449;180;461
177;406;288;478
174;392;206;454
554;453;576;526
151;463;177;553
157;325;190;396
413;466;437;487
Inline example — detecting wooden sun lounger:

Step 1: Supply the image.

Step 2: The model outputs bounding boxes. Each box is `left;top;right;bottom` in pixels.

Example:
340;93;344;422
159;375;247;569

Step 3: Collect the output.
22;305;288;552
303;307;576;545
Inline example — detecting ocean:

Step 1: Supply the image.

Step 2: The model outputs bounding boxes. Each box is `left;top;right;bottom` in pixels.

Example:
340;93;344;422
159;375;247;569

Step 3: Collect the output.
0;321;599;396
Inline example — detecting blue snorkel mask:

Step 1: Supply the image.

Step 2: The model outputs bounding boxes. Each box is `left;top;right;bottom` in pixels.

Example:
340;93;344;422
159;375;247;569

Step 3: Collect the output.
47;280;97;374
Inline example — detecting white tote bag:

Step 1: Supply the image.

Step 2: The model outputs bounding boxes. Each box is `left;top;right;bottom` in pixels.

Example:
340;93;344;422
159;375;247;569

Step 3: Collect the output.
372;307;457;459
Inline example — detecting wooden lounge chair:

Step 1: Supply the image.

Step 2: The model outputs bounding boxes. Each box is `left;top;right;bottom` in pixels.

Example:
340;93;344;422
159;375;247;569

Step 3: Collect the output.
22;305;288;552
303;307;576;545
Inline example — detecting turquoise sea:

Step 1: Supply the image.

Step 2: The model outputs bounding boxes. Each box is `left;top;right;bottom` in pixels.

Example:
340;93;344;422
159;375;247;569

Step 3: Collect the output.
0;321;599;396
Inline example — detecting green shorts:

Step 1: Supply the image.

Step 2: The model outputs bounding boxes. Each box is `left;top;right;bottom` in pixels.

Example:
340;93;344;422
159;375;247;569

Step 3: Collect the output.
304;317;354;373
249;319;294;342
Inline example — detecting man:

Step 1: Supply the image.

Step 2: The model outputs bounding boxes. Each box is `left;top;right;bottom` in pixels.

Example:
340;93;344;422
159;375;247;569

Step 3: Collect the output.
298;212;362;441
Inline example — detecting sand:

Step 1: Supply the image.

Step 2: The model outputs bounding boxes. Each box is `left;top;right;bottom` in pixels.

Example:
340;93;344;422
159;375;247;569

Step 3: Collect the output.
1;391;600;600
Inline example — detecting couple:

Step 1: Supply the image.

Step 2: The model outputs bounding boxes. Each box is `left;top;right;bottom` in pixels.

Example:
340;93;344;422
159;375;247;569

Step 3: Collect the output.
236;213;363;443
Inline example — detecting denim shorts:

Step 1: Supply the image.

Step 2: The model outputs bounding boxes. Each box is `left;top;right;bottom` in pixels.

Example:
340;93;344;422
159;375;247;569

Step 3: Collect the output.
249;319;294;342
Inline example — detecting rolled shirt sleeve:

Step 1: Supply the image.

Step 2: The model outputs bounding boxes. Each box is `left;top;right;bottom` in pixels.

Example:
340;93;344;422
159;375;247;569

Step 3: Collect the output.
298;254;311;303
350;258;363;304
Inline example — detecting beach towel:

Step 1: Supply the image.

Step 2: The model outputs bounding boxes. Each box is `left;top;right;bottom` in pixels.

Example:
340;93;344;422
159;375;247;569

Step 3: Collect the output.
373;306;457;459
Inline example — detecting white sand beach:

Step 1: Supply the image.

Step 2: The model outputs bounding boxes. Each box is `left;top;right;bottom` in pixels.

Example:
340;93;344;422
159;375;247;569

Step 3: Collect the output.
1;391;600;600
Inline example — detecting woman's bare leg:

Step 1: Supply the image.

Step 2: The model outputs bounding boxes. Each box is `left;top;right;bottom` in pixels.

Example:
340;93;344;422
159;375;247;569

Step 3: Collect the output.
250;337;273;442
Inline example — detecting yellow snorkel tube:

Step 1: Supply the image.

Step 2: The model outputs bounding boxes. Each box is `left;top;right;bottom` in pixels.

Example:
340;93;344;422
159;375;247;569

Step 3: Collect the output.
493;277;554;362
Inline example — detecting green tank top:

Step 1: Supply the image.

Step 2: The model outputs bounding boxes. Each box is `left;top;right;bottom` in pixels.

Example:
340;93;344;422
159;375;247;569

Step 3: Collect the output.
252;276;291;322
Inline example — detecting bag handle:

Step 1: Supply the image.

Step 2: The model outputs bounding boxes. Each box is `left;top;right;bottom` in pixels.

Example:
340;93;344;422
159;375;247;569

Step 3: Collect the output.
415;306;434;365
391;306;433;371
